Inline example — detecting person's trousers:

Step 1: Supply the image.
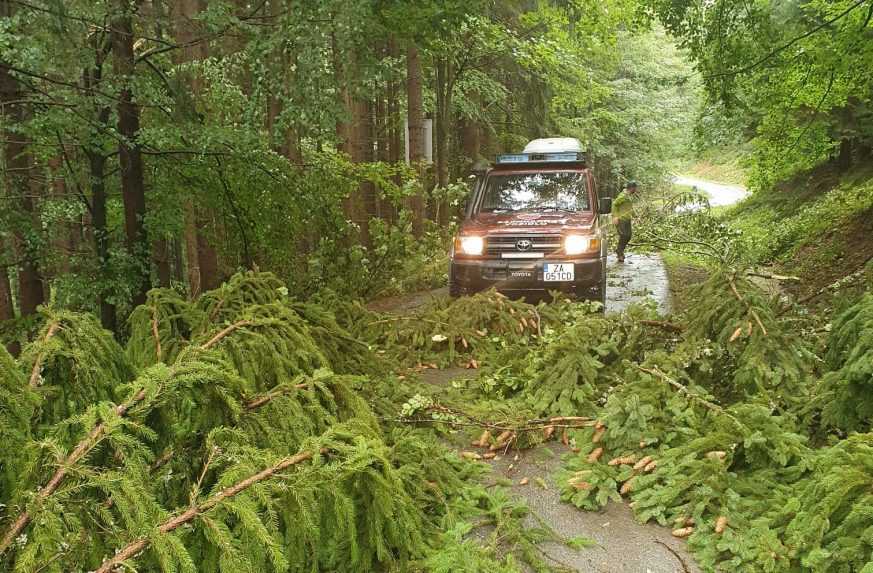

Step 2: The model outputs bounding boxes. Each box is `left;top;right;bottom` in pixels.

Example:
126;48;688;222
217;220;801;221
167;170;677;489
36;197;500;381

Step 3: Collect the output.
617;219;632;259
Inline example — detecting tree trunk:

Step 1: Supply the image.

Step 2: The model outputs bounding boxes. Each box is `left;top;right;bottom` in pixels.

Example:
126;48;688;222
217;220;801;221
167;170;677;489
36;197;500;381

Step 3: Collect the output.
153;240;172;287
0;247;14;325
111;0;150;307
0;238;18;356
356;97;378;222
836;138;853;171
332;26;370;247
1;0;46;317
170;0;222;295
183;203;201;297
197;217;221;291
460;117;480;167
435;58;449;189
84;32;117;333
434;57;453;226
88;147;117;333
406;42;426;237
47;156;77;276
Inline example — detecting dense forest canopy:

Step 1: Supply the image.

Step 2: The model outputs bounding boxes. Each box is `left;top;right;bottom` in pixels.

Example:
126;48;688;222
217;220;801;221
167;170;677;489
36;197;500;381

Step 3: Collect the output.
1;0;871;340
0;0;700;340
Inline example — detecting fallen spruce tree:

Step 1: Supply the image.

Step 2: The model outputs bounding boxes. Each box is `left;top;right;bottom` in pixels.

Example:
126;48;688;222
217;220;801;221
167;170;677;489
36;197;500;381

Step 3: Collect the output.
0;272;571;573
386;270;873;572
5;265;871;572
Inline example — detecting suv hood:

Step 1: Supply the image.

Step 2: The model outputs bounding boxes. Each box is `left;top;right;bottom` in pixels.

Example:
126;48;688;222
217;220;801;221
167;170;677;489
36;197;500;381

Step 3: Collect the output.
463;211;596;235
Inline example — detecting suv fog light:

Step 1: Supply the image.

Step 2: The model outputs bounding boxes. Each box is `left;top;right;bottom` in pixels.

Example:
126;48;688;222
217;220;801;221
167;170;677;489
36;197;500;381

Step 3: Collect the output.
459;236;485;255
565;235;596;255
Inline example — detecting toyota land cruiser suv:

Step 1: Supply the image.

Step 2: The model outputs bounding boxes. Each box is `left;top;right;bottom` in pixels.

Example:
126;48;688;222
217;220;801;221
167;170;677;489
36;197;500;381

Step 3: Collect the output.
449;138;611;304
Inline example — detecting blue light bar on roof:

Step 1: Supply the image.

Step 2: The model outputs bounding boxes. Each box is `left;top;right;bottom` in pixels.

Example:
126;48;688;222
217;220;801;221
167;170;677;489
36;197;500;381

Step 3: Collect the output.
495;151;586;164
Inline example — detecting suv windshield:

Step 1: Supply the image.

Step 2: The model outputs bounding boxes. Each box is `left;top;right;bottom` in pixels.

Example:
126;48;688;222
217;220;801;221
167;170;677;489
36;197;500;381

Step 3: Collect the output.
479;172;590;213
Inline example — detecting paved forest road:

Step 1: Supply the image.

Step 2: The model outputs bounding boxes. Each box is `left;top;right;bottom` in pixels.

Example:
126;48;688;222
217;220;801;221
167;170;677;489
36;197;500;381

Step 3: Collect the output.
372;273;697;571
673;174;748;207
368;252;672;316
605;253;671;314
367;175;748;571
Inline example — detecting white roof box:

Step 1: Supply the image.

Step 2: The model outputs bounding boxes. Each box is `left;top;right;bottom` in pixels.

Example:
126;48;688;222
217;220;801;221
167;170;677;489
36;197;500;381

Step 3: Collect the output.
523;137;583;154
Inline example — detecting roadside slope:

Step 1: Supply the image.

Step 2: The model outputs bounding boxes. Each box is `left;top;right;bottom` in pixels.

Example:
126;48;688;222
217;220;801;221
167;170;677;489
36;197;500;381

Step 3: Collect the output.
723;164;873;301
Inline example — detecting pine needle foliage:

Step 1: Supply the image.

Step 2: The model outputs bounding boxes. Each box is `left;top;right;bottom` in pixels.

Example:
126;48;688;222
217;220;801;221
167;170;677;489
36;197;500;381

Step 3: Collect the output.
127;288;204;369
4;272;559;573
289;301;384;376
21;309;134;429
523;316;621;417
191;303;328;393
817;294;873;431
0;346;37;499
374;290;560;367
195;271;291;326
684;270;815;405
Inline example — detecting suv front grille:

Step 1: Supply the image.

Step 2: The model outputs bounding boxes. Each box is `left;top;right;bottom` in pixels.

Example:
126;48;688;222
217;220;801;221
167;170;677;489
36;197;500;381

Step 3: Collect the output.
485;234;562;258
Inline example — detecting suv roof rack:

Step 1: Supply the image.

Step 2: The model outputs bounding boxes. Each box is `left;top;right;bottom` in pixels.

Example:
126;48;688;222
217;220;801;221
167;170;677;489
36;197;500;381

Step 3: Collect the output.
523;137;583;154
495;151;587;165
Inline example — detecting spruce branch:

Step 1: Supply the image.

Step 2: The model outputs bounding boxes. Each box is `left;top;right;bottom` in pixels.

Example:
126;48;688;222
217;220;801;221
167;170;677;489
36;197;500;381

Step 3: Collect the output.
27;321;60;387
0;320;254;555
92;447;326;573
151;305;162;363
639;319;684;333
201;320;252;350
395;402;596;433
0;389;149;553
636;366;743;430
728;276;768;336
244;382;309;411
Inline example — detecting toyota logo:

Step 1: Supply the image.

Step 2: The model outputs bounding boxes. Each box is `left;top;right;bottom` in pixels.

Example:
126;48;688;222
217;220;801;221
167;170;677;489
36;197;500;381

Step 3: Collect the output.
516;239;533;251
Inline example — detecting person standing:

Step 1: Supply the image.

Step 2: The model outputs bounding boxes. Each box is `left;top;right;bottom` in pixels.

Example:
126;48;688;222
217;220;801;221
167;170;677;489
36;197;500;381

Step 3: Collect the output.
612;181;639;263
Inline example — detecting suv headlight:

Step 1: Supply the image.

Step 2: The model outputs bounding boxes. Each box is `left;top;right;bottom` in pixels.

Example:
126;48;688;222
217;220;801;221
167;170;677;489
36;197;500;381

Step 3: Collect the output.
459;236;485;255
565;235;598;255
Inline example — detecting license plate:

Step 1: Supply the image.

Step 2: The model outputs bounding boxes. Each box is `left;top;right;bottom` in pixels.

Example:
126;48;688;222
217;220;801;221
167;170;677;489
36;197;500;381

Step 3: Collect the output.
543;263;574;282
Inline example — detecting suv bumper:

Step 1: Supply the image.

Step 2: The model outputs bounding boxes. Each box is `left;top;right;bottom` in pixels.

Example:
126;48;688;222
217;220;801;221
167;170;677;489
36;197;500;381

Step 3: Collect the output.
450;257;605;296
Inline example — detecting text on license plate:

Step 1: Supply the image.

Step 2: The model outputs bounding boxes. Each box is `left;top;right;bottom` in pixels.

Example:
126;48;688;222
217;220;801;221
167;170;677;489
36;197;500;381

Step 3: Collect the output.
543;263;574;282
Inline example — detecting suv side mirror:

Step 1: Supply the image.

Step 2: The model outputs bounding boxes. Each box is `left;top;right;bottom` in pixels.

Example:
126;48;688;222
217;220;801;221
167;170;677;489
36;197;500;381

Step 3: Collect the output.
599;197;612;214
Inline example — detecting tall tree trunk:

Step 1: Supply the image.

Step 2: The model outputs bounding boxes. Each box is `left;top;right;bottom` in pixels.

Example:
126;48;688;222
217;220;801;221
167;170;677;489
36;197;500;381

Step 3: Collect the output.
0;238;18;356
47;156;76;276
111;0;150;307
1;0;46;318
435;58;449;189
88;147;117;333
385;37;401;223
460;117;480;167
183;203;201;297
172;0;221;295
406;42;426;237
356;97;377;222
153;241;172;287
84;32;117;333
332;27;370;247
434;57;453;226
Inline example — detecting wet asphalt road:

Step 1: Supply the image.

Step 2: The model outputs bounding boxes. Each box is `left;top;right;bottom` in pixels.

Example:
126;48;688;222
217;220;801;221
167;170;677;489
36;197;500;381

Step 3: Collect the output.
492;446;700;573
368;251;672;316
382;255;695;572
673;175;748;207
